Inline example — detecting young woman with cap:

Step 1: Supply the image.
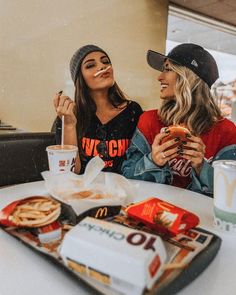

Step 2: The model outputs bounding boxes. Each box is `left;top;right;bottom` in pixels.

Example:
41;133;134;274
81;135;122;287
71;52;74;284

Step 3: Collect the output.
122;43;236;196
53;45;142;174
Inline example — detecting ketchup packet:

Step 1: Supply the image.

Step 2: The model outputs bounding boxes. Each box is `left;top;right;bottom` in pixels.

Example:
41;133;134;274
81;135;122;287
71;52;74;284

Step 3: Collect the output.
125;198;200;236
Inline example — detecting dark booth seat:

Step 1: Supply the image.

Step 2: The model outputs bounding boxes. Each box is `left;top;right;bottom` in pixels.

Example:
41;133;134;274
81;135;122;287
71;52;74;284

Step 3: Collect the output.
0;132;55;187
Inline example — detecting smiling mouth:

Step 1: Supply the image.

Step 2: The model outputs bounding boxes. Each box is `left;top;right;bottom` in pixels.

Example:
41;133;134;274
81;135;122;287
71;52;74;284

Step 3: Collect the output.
160;84;168;91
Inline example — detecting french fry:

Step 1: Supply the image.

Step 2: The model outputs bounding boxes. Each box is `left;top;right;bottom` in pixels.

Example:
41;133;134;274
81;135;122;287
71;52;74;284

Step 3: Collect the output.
8;197;61;228
94;66;111;77
64;191;93;200
161;262;187;270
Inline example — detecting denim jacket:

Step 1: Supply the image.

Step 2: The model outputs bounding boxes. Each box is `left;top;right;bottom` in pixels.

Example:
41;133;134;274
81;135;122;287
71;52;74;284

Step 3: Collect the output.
121;128;236;197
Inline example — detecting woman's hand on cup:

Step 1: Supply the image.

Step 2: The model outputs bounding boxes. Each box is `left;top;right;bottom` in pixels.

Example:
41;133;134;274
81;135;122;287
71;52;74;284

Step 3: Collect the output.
53;93;77;126
151;133;179;166
179;135;206;175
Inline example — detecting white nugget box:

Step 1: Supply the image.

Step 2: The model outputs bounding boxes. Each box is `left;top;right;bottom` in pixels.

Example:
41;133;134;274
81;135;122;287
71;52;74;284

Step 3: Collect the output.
59;217;167;295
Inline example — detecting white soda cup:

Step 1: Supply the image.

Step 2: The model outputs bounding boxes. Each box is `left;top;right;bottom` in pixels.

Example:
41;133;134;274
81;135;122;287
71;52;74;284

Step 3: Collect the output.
213;160;236;233
46;145;78;174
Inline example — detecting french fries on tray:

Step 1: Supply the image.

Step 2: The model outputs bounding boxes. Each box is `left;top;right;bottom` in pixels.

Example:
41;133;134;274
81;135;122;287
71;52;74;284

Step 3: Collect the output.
0;196;61;228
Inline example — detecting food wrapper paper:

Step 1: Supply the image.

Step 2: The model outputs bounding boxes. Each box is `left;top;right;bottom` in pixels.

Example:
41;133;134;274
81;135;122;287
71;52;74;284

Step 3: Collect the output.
42;156;136;223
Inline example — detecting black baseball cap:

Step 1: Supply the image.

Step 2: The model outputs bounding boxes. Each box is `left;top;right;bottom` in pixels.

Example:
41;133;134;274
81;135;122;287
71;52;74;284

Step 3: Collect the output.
147;43;219;88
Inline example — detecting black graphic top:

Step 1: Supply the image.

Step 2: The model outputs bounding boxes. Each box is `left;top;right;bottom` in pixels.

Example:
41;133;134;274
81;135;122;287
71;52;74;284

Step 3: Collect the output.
55;101;143;174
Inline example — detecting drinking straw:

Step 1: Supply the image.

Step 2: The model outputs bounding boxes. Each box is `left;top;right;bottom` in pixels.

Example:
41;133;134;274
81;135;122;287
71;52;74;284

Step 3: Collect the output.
58;91;64;147
61;115;65;147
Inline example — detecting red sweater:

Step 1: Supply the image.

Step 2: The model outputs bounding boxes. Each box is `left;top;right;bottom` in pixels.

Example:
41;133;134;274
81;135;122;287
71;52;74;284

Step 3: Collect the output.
138;110;236;188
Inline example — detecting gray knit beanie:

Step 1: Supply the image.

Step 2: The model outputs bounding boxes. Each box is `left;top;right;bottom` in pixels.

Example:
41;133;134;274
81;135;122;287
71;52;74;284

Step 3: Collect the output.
69;44;108;83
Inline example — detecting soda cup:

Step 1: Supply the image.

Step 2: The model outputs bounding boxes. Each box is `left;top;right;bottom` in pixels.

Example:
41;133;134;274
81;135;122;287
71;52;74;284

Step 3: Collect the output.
46;145;78;174
213;160;236;233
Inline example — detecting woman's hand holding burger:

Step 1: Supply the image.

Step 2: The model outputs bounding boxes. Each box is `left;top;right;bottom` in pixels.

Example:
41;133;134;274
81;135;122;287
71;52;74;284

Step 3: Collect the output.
179;135;206;175
151;132;180;166
53;91;77;127
151;125;206;175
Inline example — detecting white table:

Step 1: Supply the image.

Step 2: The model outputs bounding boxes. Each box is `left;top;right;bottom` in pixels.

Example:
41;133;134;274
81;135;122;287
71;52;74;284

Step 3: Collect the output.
0;180;235;295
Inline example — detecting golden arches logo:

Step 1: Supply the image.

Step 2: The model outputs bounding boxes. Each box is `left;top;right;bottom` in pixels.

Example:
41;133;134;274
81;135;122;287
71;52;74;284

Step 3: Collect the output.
95;207;108;218
215;171;236;207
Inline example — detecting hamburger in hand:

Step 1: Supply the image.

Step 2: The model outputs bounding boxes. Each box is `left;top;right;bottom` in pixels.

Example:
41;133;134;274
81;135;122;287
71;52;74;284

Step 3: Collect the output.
160;124;192;150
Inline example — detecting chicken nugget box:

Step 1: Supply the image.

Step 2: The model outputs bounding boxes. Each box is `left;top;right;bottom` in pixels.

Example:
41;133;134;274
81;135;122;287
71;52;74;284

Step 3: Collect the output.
59;217;167;295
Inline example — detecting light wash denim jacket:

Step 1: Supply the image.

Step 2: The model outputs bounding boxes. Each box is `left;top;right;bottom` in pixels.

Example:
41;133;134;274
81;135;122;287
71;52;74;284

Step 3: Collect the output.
121;128;236;197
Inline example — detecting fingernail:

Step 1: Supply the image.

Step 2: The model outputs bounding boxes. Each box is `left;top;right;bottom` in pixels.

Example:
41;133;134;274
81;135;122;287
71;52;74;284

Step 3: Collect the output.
175;137;180;142
58;90;63;95
177;146;183;151
178;152;183;156
186;134;191;138
182;141;187;145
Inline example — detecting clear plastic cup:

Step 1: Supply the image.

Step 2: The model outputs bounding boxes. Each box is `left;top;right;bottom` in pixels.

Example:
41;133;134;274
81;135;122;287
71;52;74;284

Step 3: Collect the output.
213;160;236;233
46;145;78;174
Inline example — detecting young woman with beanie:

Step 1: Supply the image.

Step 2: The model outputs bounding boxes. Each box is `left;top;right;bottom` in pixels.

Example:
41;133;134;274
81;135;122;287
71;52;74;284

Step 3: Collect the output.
121;43;236;196
53;45;142;174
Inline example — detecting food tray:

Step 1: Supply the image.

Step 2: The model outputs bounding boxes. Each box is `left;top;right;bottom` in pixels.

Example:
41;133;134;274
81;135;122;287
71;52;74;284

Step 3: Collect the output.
1;223;221;295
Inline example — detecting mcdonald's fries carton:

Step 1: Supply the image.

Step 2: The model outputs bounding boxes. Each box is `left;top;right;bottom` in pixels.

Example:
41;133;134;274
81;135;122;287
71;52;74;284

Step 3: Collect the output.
213;160;236;233
59;217;167;295
125;198;200;236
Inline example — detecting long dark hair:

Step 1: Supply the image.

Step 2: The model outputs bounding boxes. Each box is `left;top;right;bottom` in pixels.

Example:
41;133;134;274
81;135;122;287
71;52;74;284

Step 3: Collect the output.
74;68;128;154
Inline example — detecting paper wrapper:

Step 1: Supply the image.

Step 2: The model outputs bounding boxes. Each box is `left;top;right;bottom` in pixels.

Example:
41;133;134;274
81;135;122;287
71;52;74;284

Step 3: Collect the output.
125;197;200;236
42;156;136;223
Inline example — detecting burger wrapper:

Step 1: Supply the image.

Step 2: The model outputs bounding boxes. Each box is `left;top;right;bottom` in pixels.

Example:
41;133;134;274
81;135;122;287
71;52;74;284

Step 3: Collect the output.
160;124;192;151
42;156;136;224
125;197;200;236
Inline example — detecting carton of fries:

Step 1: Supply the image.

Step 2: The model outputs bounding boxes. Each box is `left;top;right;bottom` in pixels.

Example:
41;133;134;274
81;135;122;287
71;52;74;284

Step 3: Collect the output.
42;156;135;223
125;198;200;236
0;196;61;228
59;217;167;295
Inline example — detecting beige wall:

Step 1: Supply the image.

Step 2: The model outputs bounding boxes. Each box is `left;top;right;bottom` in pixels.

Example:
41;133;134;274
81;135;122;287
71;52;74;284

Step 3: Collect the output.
0;0;168;131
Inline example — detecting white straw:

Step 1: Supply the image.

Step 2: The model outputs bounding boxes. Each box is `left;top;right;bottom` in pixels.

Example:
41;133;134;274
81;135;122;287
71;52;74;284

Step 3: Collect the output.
94;66;111;77
61;115;64;147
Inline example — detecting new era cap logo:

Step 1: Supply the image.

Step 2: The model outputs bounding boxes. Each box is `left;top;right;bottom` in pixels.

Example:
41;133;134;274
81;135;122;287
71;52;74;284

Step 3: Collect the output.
191;60;198;67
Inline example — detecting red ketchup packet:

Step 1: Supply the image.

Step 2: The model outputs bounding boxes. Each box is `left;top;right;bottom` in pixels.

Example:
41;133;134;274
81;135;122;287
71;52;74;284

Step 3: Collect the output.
125;198;200;236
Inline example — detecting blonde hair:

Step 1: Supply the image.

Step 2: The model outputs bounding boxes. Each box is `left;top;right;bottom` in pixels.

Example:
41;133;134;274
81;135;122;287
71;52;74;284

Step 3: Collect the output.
159;61;222;135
